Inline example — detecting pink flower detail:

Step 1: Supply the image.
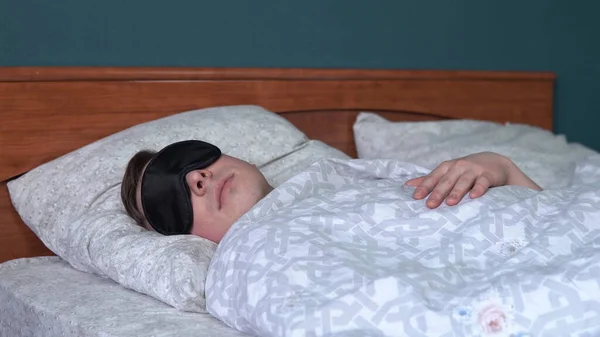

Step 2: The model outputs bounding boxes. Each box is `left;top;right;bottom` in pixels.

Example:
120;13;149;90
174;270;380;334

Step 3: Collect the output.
478;304;507;334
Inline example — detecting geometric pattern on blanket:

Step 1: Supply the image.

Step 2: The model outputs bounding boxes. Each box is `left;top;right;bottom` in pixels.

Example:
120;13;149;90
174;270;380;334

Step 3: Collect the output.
206;157;600;337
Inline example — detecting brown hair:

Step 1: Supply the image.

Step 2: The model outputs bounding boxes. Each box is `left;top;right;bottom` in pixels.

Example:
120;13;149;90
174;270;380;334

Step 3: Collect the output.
121;150;157;227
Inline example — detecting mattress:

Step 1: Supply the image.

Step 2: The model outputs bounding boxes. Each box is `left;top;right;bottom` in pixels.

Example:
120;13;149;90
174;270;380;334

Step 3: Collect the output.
0;257;247;337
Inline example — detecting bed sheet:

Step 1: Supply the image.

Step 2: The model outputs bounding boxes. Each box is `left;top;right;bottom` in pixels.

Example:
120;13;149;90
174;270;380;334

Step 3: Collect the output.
0;257;246;337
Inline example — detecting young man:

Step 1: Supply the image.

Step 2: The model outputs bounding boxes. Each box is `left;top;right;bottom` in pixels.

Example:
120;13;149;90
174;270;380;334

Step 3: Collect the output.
121;140;542;243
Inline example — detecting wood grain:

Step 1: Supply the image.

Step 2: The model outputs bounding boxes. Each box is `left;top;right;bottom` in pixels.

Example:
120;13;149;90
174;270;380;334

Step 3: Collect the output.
0;66;556;82
0;183;54;261
0;67;555;263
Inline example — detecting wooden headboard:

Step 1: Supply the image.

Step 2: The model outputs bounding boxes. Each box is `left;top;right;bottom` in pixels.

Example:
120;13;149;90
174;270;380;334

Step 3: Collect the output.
0;67;555;263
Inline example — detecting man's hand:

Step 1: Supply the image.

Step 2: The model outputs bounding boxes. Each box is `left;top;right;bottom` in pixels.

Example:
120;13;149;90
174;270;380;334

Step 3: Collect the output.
405;152;542;209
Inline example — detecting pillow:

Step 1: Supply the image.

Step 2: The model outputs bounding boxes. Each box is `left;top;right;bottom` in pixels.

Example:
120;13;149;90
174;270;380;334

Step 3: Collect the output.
261;139;350;186
7;105;348;312
353;112;598;189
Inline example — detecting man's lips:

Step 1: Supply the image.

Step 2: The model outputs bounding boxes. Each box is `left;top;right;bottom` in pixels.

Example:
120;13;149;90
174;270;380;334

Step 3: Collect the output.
215;174;234;210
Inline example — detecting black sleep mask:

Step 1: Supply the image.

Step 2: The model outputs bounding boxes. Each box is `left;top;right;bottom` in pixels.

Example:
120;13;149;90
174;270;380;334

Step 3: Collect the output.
140;140;221;235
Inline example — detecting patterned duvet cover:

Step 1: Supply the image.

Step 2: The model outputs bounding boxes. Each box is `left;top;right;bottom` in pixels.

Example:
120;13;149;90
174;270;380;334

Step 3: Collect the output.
207;157;600;337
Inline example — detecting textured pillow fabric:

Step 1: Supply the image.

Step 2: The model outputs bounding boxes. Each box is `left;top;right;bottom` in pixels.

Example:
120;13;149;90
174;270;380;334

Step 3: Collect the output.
7;105;341;312
353;112;598;189
260;140;350;186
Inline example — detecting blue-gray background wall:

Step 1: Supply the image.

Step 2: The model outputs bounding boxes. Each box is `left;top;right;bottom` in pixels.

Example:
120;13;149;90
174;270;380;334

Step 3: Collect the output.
2;1;598;150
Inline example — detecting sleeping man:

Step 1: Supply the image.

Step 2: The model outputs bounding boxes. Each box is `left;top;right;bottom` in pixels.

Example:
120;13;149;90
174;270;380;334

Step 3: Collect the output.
115;140;600;336
121;140;541;242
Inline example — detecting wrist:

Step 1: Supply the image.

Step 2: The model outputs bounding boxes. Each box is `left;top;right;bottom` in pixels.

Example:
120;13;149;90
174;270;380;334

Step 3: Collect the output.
495;154;517;184
501;155;543;191
502;156;519;185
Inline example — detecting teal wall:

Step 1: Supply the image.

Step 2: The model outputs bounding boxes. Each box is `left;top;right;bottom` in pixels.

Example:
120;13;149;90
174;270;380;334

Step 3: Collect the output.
2;1;599;150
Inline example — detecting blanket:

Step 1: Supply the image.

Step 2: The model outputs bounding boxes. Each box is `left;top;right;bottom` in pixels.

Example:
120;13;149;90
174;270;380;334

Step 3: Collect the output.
206;157;600;337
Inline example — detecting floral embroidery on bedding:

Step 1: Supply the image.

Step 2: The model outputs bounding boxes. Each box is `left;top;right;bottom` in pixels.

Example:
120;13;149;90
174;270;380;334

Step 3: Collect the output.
495;238;525;257
451;291;528;336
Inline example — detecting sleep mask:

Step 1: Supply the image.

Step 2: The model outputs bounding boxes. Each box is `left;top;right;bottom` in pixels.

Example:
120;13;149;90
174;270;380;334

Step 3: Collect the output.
140;140;222;235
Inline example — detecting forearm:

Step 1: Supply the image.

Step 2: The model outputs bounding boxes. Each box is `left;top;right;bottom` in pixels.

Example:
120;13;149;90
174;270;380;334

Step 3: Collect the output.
502;157;543;191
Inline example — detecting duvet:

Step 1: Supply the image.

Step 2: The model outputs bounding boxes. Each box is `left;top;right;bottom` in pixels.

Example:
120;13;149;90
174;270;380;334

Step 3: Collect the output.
206;157;600;337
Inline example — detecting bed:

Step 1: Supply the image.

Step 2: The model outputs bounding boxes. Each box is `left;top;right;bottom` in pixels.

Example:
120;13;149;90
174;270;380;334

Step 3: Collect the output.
0;67;560;336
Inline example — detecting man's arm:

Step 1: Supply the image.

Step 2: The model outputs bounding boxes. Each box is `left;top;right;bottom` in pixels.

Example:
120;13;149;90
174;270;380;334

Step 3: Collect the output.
406;152;542;209
503;156;542;191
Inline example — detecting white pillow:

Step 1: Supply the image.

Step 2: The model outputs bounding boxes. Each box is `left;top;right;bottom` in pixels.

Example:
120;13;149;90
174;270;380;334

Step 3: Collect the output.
353;112;598;189
261;140;350;186
7;105;348;312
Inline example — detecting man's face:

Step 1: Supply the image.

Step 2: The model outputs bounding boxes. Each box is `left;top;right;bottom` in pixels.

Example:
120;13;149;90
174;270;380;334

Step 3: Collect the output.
137;155;273;243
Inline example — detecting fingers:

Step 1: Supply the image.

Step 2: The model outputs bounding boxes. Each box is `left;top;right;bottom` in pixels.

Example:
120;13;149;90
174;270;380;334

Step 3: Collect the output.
423;168;462;209
409;169;487;208
405;177;424;187
444;172;477;206
408;160;495;208
411;166;449;201
469;173;493;198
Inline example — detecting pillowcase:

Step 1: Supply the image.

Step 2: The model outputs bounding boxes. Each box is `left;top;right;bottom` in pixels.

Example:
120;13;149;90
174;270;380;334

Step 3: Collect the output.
7;105;348;312
260;139;350;186
353;112;598;189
